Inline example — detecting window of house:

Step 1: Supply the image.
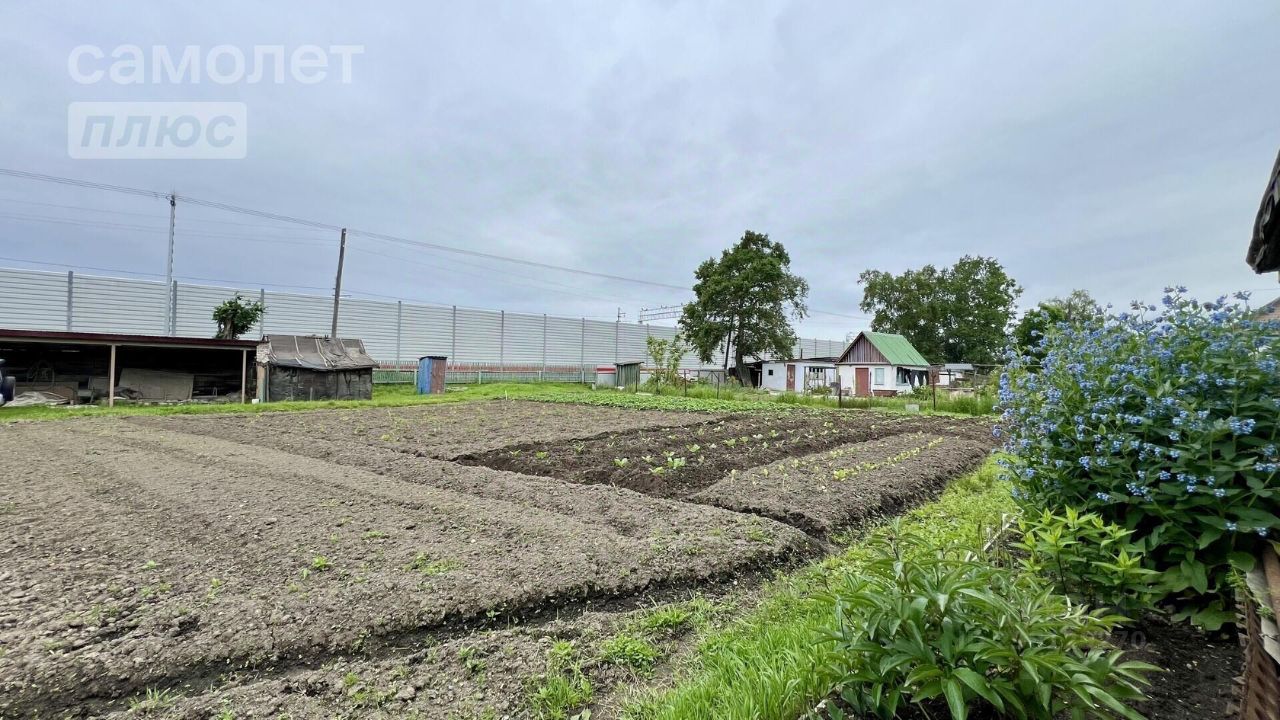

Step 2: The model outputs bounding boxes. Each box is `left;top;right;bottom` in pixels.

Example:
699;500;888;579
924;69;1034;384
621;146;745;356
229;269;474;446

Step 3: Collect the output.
767;368;774;376
874;367;885;385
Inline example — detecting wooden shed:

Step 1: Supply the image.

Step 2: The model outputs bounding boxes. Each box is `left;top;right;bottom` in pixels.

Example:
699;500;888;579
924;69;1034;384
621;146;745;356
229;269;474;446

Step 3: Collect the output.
836;331;931;397
256;335;377;402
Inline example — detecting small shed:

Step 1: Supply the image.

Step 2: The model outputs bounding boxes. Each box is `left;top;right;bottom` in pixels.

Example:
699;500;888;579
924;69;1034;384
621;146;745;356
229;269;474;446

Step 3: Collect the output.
256;335;377;402
836;331;931;397
615;361;642;390
935;362;975;388
760;357;838;393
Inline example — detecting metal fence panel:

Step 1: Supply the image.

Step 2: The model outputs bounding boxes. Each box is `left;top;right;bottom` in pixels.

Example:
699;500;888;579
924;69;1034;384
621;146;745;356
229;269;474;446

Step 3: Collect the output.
335;297;400;362
399;303;454;367
175;282;260;338
502;311;545;365
259;291;332;338
582;319;617;365
0;268;71;331
454;307;501;364
546;315;584;366
72;275;167;335
0;267;849;373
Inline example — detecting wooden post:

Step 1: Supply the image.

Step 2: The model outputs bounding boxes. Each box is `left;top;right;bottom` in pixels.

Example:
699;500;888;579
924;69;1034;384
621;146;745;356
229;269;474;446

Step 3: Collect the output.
240;349;248;404
330;228;347;338
107;344;117;407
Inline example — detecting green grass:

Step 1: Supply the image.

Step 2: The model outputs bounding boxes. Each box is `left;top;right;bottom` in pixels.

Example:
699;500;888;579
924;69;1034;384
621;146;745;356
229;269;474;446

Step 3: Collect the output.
599;632;662;672
529;640;594;719
0;382;593;421
632;458;1015;720
1;378;994;421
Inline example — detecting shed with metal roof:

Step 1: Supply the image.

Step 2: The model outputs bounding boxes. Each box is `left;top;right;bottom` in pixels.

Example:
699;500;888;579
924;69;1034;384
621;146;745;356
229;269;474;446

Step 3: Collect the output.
256;334;377;402
835;331;931;397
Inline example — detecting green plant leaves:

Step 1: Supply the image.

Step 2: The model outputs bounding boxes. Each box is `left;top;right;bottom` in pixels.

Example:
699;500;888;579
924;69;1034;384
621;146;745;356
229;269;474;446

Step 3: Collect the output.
822;528;1151;719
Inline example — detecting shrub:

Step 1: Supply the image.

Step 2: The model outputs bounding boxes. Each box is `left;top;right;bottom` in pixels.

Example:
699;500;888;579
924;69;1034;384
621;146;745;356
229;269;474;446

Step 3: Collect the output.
998;289;1280;628
822;530;1153;720
1015;507;1159;615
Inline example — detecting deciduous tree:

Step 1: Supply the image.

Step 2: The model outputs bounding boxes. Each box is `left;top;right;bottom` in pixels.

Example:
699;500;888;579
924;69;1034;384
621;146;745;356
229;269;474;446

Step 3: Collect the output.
679;231;809;381
858;256;1021;364
212;294;265;339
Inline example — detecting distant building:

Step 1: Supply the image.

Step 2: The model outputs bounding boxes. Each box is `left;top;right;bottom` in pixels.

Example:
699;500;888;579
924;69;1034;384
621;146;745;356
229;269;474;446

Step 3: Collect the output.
836;331;930;397
256;335;377;402
759;357;838;393
935;362;975;388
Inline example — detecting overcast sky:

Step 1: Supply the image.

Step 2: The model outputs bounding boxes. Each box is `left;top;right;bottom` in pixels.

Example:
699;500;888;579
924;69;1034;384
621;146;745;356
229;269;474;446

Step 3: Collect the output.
1;2;1278;340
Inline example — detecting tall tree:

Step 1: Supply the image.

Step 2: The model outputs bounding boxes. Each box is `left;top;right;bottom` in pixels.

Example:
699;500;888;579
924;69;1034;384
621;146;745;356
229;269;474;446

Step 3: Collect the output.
1050;288;1102;324
1011;289;1101;361
1012;303;1068;360
680;231;809;381
858;256;1021;364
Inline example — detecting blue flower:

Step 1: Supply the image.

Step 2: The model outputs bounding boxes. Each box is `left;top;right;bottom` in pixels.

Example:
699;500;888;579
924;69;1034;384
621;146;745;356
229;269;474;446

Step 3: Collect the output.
1259;527;1270;538
1095;492;1111;502
1228;417;1257;435
1213;488;1226;498
1226;521;1238;531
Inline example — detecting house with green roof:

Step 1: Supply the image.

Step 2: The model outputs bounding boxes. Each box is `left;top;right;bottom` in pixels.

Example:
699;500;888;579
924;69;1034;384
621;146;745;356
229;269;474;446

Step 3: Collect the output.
835;330;932;397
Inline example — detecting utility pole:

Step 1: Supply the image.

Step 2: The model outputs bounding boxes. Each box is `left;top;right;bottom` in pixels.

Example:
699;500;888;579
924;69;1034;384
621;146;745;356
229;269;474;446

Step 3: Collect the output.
330;228;347;338
165;192;176;334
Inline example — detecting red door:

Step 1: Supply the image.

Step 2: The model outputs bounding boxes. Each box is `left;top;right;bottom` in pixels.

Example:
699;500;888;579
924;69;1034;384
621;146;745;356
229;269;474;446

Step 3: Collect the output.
786;364;796;391
855;367;871;397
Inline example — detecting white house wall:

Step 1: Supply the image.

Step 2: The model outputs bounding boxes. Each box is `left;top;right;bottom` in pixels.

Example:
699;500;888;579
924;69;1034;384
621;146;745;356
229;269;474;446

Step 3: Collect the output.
761;361;836;392
838;364;922;395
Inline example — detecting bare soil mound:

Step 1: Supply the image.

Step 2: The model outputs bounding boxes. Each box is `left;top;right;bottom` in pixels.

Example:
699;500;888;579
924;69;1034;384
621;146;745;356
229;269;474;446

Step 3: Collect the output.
460;411;994;499
692;433;992;535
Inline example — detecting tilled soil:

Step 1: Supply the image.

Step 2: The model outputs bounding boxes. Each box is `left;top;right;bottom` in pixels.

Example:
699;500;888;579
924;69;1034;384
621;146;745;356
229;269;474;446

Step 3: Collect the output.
139;399;722;460
0;420;808;717
692;433;993;535
2;403;1000;719
459;412;995;499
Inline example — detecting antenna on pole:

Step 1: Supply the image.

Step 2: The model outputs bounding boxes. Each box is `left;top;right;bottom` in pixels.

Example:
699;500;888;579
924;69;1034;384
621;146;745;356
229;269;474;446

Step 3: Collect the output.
330;228;347;338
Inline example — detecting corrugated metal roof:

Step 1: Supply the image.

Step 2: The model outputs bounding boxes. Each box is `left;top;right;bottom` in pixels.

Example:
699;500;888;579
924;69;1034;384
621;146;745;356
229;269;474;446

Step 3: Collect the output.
0;327;258;350
862;331;930;367
258;335;378;370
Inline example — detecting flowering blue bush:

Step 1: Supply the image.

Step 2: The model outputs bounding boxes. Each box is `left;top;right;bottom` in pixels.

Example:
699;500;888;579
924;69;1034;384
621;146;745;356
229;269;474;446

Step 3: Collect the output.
997;289;1280;628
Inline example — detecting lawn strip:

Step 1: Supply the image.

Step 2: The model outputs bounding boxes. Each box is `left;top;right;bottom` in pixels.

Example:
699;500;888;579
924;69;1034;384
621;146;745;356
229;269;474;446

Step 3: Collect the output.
637;459;1015;720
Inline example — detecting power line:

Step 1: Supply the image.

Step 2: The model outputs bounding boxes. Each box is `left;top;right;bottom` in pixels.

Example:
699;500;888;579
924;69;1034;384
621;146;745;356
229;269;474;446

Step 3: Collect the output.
0;167;869;320
0;167;690;291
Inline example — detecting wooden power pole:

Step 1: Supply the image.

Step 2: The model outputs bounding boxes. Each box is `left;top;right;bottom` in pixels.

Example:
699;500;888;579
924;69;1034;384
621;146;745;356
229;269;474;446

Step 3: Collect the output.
330;228;347;338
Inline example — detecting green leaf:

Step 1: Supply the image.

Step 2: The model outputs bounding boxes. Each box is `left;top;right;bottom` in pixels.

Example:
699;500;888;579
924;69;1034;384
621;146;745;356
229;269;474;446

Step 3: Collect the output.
943;678;968;720
952;667;1004;712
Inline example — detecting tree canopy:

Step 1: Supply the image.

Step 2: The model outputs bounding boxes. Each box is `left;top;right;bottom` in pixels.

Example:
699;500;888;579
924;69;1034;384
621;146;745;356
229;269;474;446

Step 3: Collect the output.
679;230;809;381
212;294;265;340
858;256;1021;365
1012;289;1101;360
